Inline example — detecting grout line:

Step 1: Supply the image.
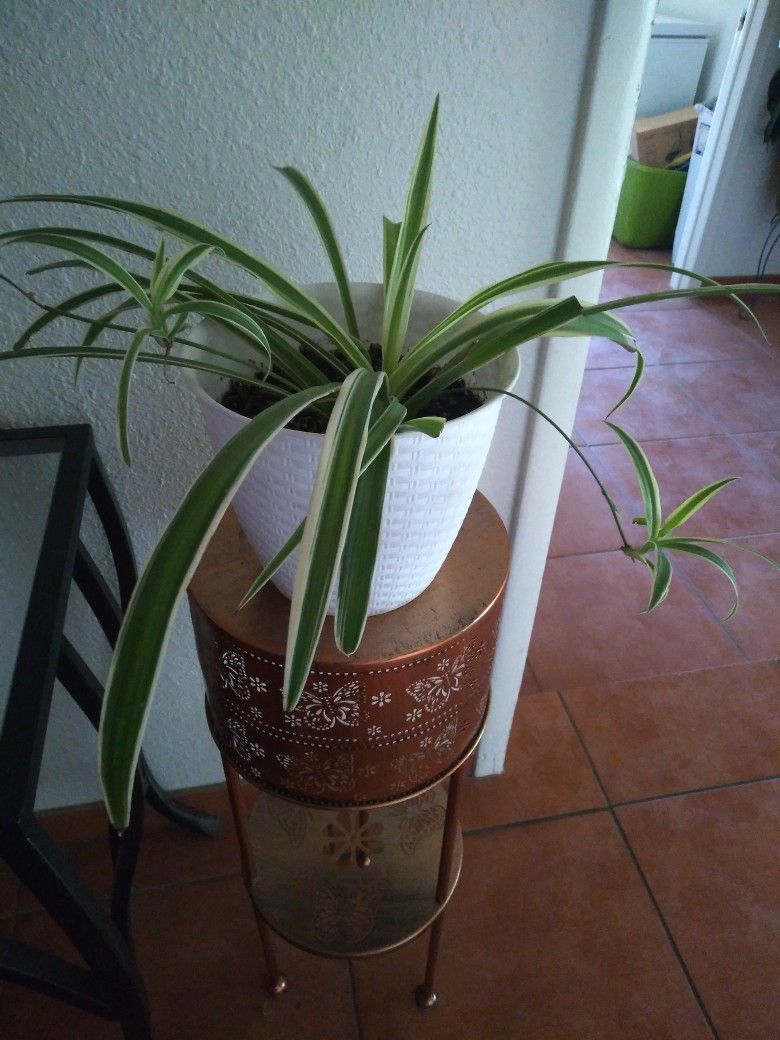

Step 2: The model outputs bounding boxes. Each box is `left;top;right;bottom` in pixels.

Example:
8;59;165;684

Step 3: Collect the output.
463;804;606;838
722;429;780;486
557;692;722;1040
347;959;367;1040
582;427;780;447
673;564;749;659
586;346;775;370
547;545;632;561
462;771;780;840
612;773;780;810
549;529;780;562
525;659;542;692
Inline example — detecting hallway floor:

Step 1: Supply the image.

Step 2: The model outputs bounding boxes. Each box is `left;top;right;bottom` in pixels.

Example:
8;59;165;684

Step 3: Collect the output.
0;246;777;1039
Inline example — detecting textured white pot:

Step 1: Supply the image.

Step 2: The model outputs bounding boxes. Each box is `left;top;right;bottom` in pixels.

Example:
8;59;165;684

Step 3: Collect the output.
185;283;519;615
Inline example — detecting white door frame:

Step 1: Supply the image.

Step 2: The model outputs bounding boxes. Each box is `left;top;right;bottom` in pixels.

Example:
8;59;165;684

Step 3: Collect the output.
671;0;770;289
476;0;657;774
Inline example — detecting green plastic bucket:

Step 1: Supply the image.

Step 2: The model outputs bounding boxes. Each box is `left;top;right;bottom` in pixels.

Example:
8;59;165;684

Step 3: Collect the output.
613;158;687;249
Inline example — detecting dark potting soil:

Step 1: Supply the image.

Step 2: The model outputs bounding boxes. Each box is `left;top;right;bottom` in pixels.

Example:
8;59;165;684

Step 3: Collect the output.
220;343;484;432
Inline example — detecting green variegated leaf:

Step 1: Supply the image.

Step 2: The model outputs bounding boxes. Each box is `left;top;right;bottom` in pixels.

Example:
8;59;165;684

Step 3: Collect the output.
8;282;124;351
659;477;739;536
391;299;545;397
75;296;140;384
336;441;392;654
83;297;139;346
663;536;779;569
275;165;359;338
397;256;724;371
2;224;157;264
382;224;429;371
644;549;673;612
383;217;401;296
362;399;407;468
283;370;384;709
584;283;779;333
383;97;438;371
605;348;645;418
99;382;337;829
658;538;739;619
237;398;408;611
557;309;637;350
1;231;151;311
405;297;580;415
402;416;446;437
152;243;215;310
0;344;266;386
117;327;151;465
151;240;166;286
237;520;305;611
165;299;272;368
605;422;661;538
3;195;370;368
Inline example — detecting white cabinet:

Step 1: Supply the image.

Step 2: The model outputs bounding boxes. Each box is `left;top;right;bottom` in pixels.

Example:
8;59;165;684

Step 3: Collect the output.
637;15;712;118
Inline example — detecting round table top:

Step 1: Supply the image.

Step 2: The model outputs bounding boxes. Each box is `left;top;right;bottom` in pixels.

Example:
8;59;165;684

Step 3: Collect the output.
188;491;509;667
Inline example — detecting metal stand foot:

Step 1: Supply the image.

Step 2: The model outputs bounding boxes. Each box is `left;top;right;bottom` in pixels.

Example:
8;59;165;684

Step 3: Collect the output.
416;910;445;1009
415;764;465;1009
268;973;288;997
415;982;439;1009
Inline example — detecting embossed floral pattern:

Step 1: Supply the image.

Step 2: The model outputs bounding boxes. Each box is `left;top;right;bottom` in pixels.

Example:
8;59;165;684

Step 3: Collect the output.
390;750;427;778
297;679;360;730
433;715;458;756
248;704;265;724
322;810;384;867
227;718;250;760
267;799;313;846
371;690;391;708
220;650;249;698
390;790;444;856
406;650;466;713
312;879;381;945
281;751;355;795
219;649;268;702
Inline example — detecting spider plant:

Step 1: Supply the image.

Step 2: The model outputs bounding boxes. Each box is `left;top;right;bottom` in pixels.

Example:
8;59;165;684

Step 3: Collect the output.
1;97;777;831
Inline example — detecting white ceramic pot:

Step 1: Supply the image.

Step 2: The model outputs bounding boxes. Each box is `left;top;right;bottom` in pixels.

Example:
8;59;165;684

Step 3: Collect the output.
185;283;519;615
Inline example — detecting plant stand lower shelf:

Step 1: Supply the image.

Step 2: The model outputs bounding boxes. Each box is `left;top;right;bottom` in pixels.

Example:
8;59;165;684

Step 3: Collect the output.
188;492;509;1009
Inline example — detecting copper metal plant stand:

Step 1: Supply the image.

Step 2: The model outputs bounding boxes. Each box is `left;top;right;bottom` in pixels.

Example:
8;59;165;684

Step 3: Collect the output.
188;493;508;1008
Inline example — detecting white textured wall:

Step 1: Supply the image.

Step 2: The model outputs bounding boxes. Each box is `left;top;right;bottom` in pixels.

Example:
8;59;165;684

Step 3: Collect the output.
0;0;596;807
657;0;745;101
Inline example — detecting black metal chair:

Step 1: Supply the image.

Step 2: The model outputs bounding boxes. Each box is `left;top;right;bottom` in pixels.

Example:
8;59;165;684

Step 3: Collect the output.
0;425;218;1039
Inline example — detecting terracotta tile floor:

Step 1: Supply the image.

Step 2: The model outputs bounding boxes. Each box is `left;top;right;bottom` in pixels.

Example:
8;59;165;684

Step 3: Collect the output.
1;245;778;1038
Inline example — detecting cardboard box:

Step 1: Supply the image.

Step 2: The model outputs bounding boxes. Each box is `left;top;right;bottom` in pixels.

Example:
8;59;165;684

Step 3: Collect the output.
630;106;698;168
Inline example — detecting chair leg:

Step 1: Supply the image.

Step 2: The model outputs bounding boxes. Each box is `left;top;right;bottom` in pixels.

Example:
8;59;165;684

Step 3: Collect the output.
141;754;220;837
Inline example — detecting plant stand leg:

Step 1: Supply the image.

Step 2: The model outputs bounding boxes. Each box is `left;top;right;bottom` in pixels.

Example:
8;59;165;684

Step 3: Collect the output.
415;763;465;1009
221;754;287;996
